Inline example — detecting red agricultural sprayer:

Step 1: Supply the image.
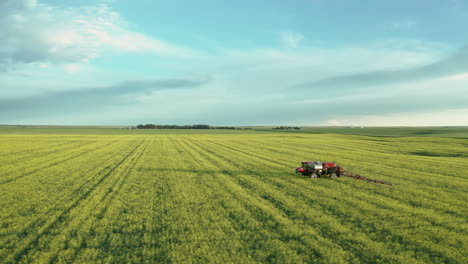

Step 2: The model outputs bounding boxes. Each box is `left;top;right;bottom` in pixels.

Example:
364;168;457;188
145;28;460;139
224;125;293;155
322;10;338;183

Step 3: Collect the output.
295;161;393;186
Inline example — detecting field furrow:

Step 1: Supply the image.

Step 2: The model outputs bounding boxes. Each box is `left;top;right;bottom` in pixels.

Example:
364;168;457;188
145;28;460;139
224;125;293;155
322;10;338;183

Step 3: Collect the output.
183;135;467;263
207;136;468;211
0;139;119;184
2;138;147;263
0;139;136;255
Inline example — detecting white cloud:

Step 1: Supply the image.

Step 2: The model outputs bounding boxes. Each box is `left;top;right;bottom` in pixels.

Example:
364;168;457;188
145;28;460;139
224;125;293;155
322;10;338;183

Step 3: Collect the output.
391;20;417;30
205;39;446;94
0;0;194;68
325;109;468;126
280;31;304;48
63;64;81;74
442;72;468;81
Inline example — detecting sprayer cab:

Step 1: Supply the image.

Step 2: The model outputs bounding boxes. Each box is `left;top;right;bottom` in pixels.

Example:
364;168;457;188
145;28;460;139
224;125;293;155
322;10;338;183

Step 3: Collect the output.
295;161;342;178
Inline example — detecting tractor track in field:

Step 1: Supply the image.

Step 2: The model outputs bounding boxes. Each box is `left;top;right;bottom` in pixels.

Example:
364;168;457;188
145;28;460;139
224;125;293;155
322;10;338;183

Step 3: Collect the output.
263;141;468;211
186;137;458;262
0;140;136;252
173;137;334;262
0;138;108;170
0;139;103;177
135;139;156;263
181;140;348;235
0;138;85;158
89;138;151;220
1;134;465;263
183;138;465;262
199;139;467;261
200;138;468;230
251;137;464;181
209;138;468;212
136;139;162;264
50;138;151;264
5;139;147;264
165;141;237;225
205;139;290;167
150;139;173;263
0;140;120;185
6;139;146;263
0;139;101;166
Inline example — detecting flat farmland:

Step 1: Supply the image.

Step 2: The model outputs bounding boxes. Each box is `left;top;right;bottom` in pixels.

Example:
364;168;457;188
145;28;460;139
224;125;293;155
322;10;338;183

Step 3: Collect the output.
0;131;467;263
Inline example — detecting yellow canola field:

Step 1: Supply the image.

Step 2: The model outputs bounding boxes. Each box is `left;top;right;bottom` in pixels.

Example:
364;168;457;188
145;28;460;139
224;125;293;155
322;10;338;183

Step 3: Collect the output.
0;133;467;263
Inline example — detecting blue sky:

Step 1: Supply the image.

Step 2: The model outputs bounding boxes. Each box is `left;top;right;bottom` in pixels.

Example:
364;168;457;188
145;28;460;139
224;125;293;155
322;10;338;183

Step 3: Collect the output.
1;0;467;125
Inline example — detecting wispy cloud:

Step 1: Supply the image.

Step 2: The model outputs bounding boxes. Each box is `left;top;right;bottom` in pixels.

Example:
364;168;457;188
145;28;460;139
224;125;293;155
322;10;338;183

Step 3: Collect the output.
325;108;468;126
442;72;468;81
391;20;417;30
0;0;195;69
295;45;468;92
280;31;304;49
0;77;209;120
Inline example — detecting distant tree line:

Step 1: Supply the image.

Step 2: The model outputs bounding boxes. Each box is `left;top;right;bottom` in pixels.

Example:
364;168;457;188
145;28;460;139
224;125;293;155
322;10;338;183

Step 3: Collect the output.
272;126;301;130
135;124;239;129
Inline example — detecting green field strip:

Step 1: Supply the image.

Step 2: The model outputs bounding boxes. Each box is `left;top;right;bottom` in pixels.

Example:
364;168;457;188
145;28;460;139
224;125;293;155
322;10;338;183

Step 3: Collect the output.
0;163;125;256
0;139;123;185
229;159;460;260
214;134;468;193
0;133;466;263
166;140;316;262
235;134;467;180
130;138;252;263
192;136;444;264
277;135;467;176
245;139;468;213
147;137;175;263
134;138;170;264
40;138;152;264
350;136;468;158
36;138;149;263
309;141;468;181
183;136;428;262
189;137;467;263
231;139;468;260
0;135;64;148
2;138;147;263
149;137;261;263
0;138;103;176
174;147;356;262
261;179;467;263
211;135;467;193
1;138;135;237
0;138;107;167
252;133;467;168
0;137;140;255
9;139;146;262
191;135;450;194
168;138;298;254
0;136;107;172
261;127;468;138
219;135;468;201
176;136;372;263
0;138;87;158
203;137;468;226
0;138;139;262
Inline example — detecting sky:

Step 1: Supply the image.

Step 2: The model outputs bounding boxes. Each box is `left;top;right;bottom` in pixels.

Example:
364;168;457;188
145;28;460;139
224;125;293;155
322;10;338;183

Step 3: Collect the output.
1;0;468;126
